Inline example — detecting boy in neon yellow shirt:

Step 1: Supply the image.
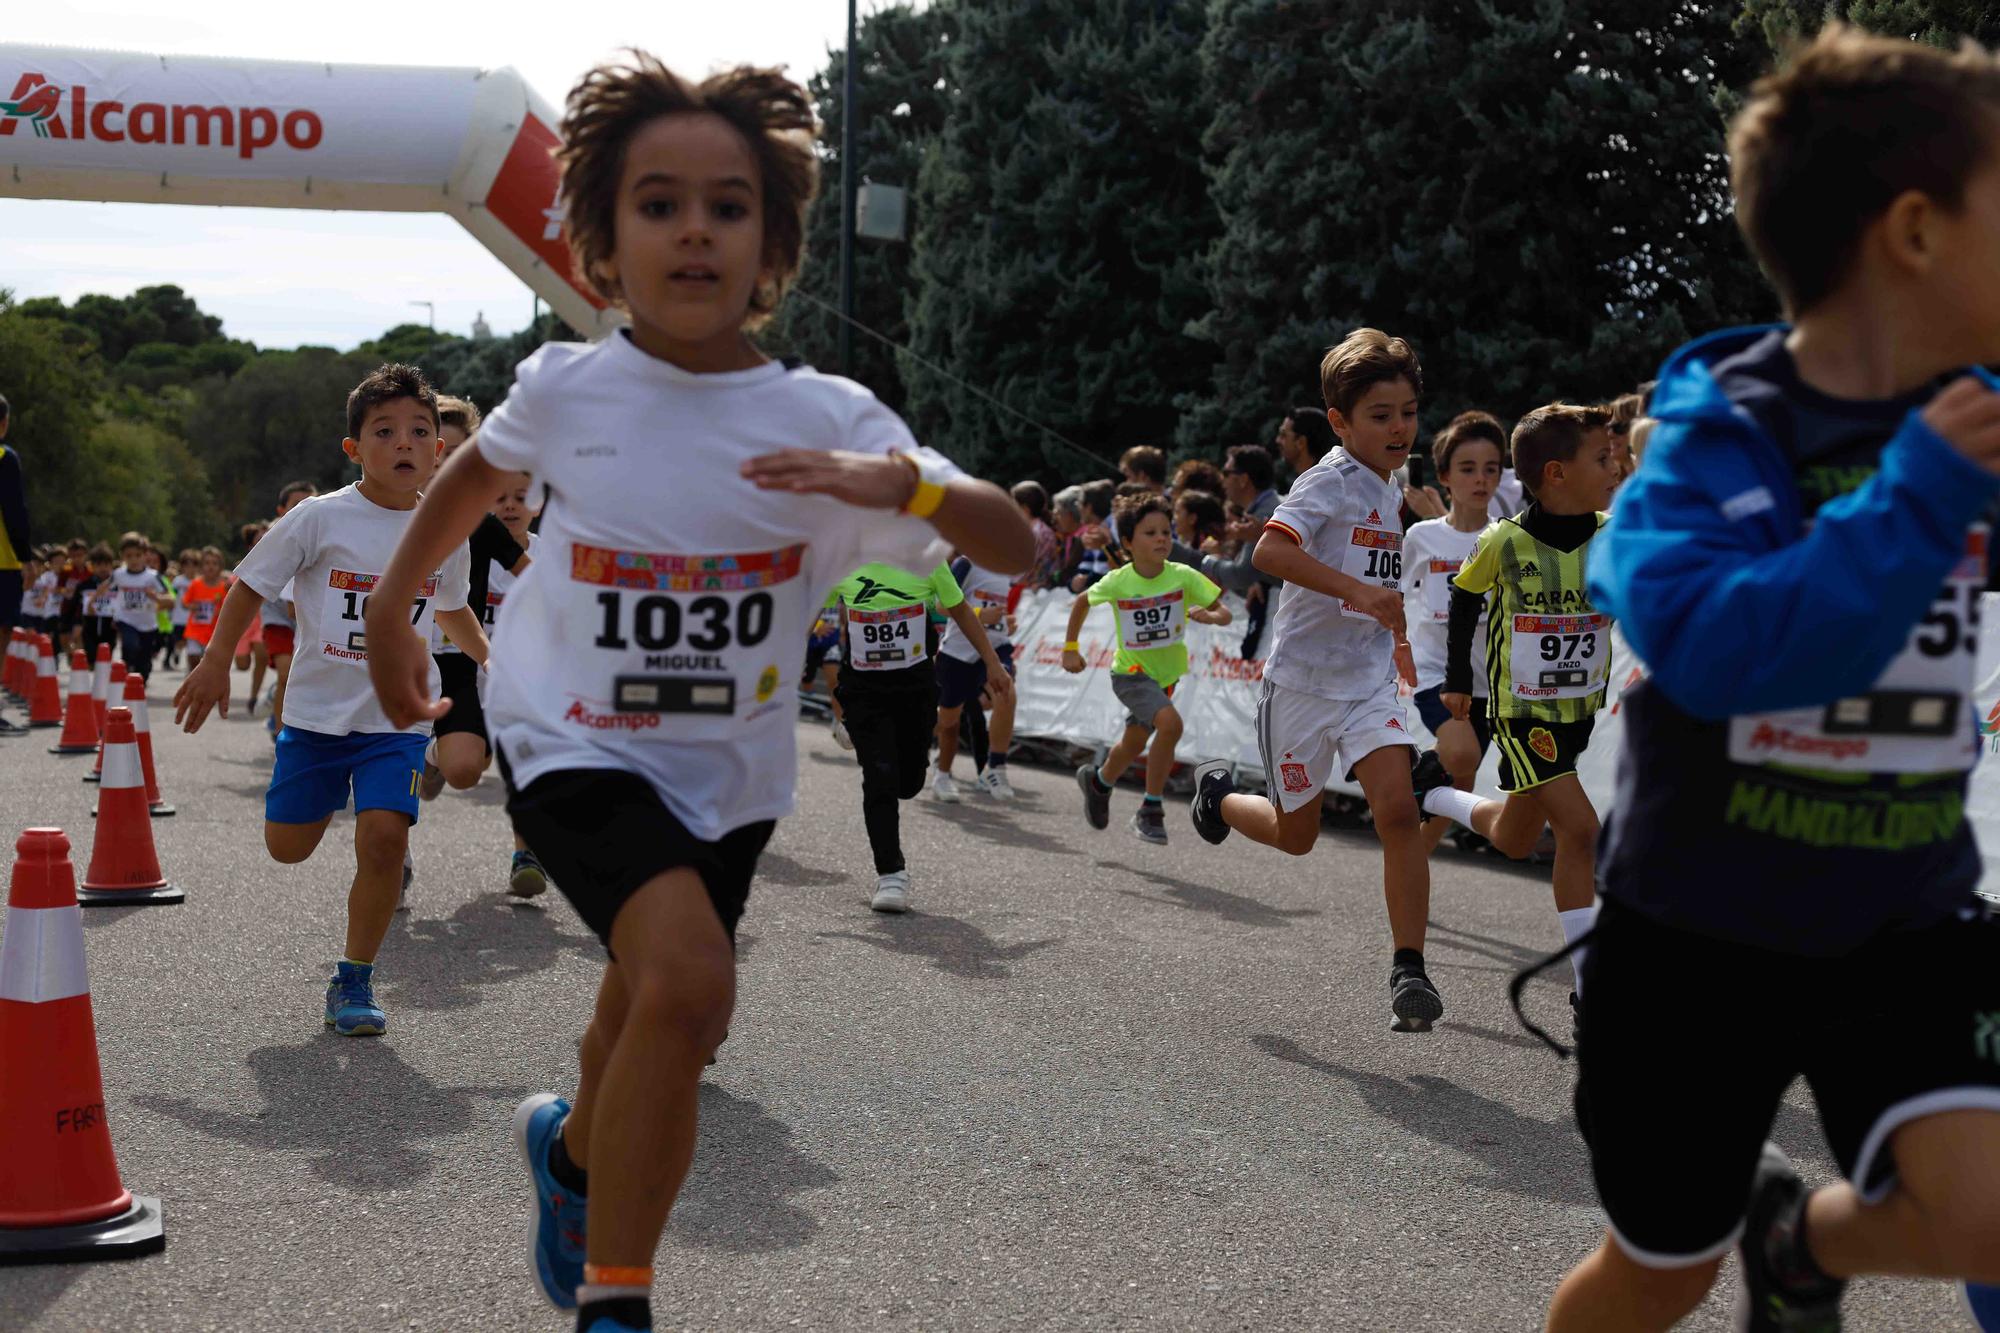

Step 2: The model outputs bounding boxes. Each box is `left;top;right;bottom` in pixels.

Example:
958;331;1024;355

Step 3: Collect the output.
1062;494;1230;844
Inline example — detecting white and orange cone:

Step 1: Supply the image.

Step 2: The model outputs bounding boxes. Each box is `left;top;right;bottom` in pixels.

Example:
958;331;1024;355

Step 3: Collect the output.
122;674;173;818
3;629;23;699
48;653;100;756
0;827;167;1262
83;663;127;786
88;645;111;738
79;710;183;907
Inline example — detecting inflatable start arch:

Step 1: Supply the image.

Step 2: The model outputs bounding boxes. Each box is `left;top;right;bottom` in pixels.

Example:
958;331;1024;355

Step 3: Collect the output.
0;42;612;336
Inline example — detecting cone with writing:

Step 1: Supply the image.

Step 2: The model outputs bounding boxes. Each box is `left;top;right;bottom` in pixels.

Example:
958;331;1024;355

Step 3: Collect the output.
124;674;173;818
48;654;100;756
27;638;63;728
89;645;112;738
79;711;183;907
0;828;167;1263
83;664;126;786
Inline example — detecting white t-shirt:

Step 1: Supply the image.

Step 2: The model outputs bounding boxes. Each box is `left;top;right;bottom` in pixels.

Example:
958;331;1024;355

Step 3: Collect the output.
475;333;960;841
232;483;470;737
30;570;57;619
1492;469;1525;520
107;567;166;632
939;559;1010;663
1261;448;1403;702
1401;518;1489;697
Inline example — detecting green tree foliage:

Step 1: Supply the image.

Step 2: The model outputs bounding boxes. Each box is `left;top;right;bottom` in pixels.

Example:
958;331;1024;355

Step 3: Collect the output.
902;0;1219;482
184;346;379;524
0;297;100;543
764;2;956;413
1185;1;1769;452
1738;0;2000;49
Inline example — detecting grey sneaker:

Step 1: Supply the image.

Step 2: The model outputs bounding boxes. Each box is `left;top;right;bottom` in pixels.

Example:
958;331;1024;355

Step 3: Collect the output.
1076;764;1111;830
1131;802;1168;845
871;870;912;914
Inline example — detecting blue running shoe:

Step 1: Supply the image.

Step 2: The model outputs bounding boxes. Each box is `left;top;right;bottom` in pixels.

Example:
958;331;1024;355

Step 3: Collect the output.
323;960;385;1036
581;1320;648;1333
1965;1282;2000;1331
514;1092;586;1310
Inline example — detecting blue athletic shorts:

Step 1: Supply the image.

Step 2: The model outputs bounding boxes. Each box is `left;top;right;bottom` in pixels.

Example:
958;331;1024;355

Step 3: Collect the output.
267;727;428;826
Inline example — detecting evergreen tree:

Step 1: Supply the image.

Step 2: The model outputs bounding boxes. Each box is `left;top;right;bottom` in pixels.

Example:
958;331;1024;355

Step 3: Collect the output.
1738;0;2000;49
1184;0;1767;451
902;0;1219;482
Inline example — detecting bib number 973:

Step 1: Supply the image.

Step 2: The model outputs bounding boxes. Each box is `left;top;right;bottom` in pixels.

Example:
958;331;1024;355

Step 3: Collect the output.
1539;632;1597;662
592;589;774;652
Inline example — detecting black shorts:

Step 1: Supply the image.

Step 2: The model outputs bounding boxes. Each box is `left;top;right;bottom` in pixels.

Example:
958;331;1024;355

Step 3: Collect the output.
1492;715;1592;792
1576;896;2000;1267
431;653;487;743
1413;685;1492;753
935;644;1013;711
497;753;775;950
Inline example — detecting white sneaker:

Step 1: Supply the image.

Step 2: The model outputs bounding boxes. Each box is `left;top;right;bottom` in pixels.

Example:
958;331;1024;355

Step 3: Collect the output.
871;870;911;914
831;717;854;751
930;770;961;804
977;768;1016;800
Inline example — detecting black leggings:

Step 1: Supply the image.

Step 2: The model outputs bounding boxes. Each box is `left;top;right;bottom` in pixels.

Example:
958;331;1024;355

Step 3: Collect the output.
837;670;937;875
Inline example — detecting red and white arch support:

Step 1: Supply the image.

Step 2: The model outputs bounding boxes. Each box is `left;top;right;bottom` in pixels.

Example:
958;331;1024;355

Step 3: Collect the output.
0;42;610;335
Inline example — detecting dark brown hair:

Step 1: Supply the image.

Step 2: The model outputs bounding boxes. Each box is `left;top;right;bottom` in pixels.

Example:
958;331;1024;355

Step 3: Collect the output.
1434;409;1510;473
1173;488;1227;544
117;531;146;553
1010;479;1049;522
1119;445;1167;486
1171;457;1227;499
1320;328;1423;417
1513;404;1613;497
346;363;439;441
1731;24;2000;315
435;394;482;436
277;479;316;509
558;54;819;325
1113;491;1174;535
87;543;114;565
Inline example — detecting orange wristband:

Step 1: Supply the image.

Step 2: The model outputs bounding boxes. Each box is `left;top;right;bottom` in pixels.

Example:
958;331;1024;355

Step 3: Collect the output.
583;1264;654;1288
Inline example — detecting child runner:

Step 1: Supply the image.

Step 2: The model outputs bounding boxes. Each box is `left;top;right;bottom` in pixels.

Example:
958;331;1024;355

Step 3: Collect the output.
485;469;554;899
106;532;171;685
1415;404;1617;1013
163;549;196;670
1186;330;1443;1031
262;481;318;731
360;56;1032;1333
180;547;228;670
1401;418;1500;853
77;544;116;665
835;560;1008;901
1542;28;2000;1331
932;553;1018;800
802;593;849;748
1066;493;1231;846
174;363;481;1038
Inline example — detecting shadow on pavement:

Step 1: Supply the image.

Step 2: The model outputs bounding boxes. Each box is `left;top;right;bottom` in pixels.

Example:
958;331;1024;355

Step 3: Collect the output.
669;1084;839;1254
816;911;1058;981
1421;919;1550;972
387;894;597;1012
914;800;1080;857
1103;860;1320;930
0;1266;83;1327
1251;1032;1595;1207
135;1037;527;1193
755;851;852;889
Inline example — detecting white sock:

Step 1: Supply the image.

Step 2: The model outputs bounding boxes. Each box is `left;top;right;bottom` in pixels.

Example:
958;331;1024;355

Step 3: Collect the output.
424;737;439;767
1560;905;1598;996
1421;786;1484;829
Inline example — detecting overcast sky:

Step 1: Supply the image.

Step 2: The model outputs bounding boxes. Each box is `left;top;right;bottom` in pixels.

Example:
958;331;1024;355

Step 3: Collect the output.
2;3;864;347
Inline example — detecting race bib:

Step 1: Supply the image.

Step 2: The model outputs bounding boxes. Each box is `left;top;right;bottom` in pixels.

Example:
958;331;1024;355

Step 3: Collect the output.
1340;523;1402;621
1508;612;1611;701
970;588;1011;642
321;568;440;665
191;600;216;625
1116;590;1185;650
848;601;928;671
565;542;807;726
1727;526;1984;773
1422;557;1461;623
121;588;151;612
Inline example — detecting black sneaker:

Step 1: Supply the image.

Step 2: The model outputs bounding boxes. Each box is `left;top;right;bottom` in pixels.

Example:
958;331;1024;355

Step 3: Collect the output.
1389;963;1444;1032
1189;760;1234;845
1131;802;1168;845
1075;764;1111;831
1737;1143;1846;1332
1410;749;1454;823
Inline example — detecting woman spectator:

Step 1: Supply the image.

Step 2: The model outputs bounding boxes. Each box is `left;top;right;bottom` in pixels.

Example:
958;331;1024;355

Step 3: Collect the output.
1170;457;1227;503
1011;480;1062;589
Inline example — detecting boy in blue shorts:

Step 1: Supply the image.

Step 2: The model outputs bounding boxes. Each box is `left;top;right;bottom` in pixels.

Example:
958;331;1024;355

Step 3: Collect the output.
174;363;480;1038
1547;27;2000;1331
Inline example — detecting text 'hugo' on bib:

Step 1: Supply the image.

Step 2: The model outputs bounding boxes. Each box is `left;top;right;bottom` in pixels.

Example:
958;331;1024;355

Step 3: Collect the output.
323;568;441;664
1423;558;1461;622
570;541;805;719
1340;525;1402;620
1727;525;1985;774
1509;612;1610;701
848;601;927;671
1116;590;1185;648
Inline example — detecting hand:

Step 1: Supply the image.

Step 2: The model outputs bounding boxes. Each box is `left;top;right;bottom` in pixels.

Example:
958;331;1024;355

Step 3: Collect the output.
983;662;1014;700
1346;583;1406;638
1922;376;2000;475
1199;536;1223;556
1079;525;1109;551
1403;484;1446;519
1061;648;1086;674
1394;639;1418;688
740;449;917;509
365;608;452;730
173;657;231;733
1225;516;1262;543
1441;691;1471;722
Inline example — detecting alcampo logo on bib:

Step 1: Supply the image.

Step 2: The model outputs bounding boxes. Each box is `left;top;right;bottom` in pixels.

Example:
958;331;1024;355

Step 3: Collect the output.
1528;726;1558;762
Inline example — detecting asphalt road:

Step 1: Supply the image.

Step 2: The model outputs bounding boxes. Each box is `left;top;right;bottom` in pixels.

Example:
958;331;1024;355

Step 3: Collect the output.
0;660;1972;1331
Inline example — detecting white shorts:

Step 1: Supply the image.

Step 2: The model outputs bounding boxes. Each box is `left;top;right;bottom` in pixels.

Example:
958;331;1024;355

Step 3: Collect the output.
1255;677;1414;813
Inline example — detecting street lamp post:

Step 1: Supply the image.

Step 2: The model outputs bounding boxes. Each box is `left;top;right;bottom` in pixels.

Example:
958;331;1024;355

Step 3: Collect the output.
410;300;435;331
838;0;857;378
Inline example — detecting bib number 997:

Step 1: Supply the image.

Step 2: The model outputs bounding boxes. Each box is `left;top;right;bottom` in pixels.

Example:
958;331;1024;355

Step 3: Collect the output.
592;590;774;652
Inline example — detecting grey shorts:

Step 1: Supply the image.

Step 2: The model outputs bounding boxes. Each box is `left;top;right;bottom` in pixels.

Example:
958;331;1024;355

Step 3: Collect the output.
1111;671;1174;731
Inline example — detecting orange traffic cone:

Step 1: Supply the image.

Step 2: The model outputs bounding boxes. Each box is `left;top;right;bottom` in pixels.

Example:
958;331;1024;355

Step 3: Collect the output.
9;629;32;699
27;637;63;729
0;827;167;1262
89;645;112;738
84;664;128;786
4;629;23;699
123;674;173;818
49;653;100;756
79;711;183;907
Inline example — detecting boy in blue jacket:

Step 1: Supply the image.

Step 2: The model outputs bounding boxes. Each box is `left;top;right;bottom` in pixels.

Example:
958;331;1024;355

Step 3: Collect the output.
1550;26;2000;1333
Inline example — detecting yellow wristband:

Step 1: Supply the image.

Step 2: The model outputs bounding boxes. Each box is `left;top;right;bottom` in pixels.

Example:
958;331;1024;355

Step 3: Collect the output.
1064;640;1081;652
894;452;947;519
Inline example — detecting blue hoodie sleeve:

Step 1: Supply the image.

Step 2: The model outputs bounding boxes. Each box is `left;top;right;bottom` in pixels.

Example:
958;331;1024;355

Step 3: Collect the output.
1589;405;1999;719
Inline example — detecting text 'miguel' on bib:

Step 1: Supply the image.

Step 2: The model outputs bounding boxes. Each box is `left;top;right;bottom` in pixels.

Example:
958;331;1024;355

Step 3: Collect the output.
1508;612;1611;701
570;541;805;719
1116;590;1186;649
1727;526;1985;774
847;601;928;671
1340;523;1402;620
322;568;440;664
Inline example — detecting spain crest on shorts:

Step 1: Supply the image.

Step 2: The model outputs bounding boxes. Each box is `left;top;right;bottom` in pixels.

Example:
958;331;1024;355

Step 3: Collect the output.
1528;726;1558;763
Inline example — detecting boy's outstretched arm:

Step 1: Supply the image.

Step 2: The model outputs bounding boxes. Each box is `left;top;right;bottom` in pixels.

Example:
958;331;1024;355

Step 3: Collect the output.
367;443;506;729
173;581;265;731
1061;592;1092;673
1252;529;1404;638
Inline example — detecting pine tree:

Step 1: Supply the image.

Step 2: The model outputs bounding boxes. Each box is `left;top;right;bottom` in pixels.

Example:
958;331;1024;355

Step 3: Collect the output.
1738;0;2000;49
901;0;1219;482
1183;0;1767;451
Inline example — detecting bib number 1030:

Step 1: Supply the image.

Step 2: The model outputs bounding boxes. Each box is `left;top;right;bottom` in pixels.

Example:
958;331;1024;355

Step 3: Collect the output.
592;589;774;652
